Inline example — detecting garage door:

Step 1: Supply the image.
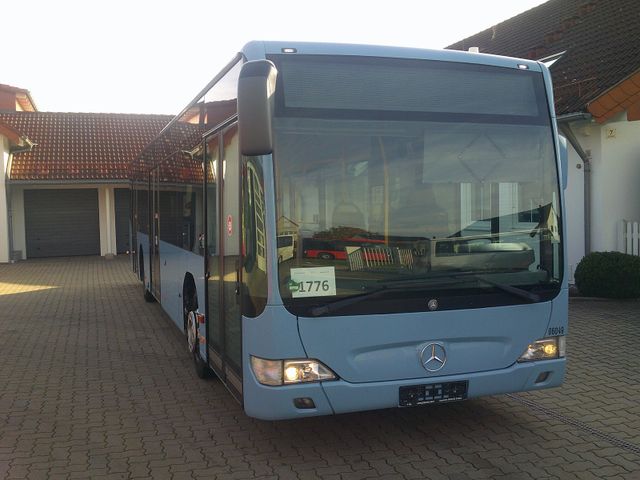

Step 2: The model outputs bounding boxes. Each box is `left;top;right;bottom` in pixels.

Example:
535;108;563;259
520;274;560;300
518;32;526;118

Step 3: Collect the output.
25;189;100;258
114;188;130;254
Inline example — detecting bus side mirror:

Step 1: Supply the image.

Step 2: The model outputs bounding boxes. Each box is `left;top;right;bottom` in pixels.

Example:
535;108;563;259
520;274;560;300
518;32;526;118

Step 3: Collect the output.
238;60;278;156
558;135;568;190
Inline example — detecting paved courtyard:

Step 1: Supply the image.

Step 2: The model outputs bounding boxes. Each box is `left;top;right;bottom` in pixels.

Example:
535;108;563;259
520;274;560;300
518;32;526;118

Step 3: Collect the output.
0;256;639;479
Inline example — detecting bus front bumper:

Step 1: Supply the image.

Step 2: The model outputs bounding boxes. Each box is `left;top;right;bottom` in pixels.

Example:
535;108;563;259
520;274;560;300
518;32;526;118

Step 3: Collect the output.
243;358;565;420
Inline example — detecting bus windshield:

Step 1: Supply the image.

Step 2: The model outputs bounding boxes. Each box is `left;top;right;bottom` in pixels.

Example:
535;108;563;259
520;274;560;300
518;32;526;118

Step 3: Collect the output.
271;55;562;316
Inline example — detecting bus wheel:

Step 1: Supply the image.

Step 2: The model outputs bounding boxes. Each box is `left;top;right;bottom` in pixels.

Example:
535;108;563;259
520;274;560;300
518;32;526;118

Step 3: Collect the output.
143;288;155;302
186;310;211;379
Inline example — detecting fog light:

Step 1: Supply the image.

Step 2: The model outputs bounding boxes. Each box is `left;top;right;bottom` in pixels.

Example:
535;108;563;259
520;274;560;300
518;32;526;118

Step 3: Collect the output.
293;397;316;409
518;336;565;362
535;371;550;383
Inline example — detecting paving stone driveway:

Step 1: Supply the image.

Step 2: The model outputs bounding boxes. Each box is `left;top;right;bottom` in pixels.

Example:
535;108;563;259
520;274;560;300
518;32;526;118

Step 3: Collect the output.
0;256;639;480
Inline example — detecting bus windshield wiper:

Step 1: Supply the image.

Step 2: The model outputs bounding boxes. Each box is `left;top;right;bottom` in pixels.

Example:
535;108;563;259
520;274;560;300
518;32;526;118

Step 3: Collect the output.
472;276;540;303
309;271;540;317
308;281;457;317
379;270;540;303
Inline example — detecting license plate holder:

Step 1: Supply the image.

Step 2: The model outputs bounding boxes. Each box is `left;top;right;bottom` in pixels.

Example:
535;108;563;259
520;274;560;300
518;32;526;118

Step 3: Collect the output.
399;381;468;407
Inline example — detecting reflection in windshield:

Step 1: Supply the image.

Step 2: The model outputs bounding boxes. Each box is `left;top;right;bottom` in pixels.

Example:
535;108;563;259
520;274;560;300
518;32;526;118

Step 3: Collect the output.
274;119;561;311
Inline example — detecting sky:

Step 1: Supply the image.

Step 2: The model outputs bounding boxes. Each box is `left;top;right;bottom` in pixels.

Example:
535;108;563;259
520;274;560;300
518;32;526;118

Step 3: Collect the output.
4;0;547;115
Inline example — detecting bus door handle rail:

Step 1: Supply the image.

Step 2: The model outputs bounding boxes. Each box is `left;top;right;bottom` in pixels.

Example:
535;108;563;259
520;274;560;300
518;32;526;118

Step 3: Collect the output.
235;260;240;296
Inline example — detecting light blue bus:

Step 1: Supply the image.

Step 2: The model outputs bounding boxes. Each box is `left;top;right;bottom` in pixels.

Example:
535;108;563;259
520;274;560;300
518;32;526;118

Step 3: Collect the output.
131;41;568;420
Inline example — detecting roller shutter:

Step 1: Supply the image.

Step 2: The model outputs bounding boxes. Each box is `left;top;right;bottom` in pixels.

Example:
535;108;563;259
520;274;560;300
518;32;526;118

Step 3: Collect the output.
25;189;100;258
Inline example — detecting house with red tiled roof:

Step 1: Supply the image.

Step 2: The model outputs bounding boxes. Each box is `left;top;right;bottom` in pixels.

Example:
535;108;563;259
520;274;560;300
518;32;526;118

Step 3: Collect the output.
0;84;37;112
0;87;170;261
448;0;640;280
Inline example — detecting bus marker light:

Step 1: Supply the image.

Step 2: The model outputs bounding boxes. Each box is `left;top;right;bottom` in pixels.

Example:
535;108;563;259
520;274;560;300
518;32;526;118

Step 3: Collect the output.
250;356;282;386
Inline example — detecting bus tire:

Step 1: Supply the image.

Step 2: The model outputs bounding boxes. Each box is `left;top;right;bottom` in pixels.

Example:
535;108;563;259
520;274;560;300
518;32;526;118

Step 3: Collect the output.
194;350;210;380
143;288;156;302
185;309;211;379
138;249;145;282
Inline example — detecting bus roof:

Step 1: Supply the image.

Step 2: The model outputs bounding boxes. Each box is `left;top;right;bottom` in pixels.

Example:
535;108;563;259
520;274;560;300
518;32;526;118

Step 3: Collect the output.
241;40;543;72
150;40;547;148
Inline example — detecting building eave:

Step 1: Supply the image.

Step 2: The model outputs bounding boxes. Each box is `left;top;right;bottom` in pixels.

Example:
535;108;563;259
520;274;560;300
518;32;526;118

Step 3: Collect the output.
8;179;130;185
0;121;29;147
15;92;38;112
586;69;640;123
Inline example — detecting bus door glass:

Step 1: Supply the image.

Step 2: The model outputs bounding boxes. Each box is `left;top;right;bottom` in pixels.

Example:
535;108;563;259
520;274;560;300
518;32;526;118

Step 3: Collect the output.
221;124;242;387
150;165;161;299
206;135;223;369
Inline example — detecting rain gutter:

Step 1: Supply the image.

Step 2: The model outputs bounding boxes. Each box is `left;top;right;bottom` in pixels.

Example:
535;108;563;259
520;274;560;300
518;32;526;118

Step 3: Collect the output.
557;112;592;254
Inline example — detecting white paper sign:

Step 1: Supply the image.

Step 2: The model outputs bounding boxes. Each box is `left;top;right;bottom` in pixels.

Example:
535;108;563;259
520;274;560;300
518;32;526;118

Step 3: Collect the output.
289;267;337;298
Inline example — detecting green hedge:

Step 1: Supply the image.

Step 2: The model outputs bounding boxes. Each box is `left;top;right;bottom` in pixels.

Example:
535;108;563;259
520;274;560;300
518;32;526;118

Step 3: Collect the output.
574;252;640;298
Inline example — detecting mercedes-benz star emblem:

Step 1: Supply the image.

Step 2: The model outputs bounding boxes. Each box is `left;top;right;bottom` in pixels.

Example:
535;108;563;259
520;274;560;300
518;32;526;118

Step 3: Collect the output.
420;343;447;372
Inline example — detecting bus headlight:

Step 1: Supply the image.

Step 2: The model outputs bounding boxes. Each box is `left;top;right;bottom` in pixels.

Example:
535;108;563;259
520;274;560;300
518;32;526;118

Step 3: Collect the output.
250;356;337;386
517;336;566;362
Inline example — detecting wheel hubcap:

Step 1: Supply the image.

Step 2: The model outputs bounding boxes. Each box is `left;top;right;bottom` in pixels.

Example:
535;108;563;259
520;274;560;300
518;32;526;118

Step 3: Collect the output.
187;311;197;353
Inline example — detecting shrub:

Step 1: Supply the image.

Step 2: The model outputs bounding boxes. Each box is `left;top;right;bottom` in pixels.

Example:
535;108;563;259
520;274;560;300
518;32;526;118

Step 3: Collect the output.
574;252;640;299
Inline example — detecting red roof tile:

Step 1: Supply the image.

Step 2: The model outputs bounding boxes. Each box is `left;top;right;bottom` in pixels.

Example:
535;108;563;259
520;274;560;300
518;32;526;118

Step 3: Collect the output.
447;0;640;116
0;112;171;181
132;121;205;185
131;100;237;185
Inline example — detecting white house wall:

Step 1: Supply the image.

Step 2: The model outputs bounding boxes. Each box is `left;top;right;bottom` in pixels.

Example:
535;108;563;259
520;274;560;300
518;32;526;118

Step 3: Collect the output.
10;186;26;260
0;137;10;263
98;186;119;257
591;116;640;253
565;114;640;277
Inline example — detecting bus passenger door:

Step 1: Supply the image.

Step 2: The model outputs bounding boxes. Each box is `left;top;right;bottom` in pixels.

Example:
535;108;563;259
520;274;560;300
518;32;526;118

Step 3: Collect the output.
206;123;243;397
221;124;243;396
150;166;161;299
206;135;223;373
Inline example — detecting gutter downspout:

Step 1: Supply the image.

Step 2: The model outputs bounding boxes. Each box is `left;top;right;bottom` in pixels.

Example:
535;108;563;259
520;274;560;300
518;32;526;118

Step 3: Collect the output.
7;140;36;261
557;113;592;255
